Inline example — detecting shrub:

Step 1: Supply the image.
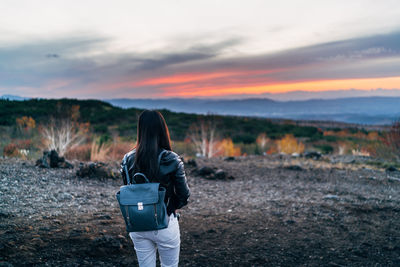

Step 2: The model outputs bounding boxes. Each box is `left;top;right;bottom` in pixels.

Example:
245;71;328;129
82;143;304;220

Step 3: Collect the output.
171;141;196;157
214;138;241;157
93;124;109;134
107;142;134;161
3;143;19;157
276;134;305;154
3;139;34;158
64;144;91;161
91;139;134;162
383;119;400;160
64;140;133;162
16;116;36;136
337;141;351;155
314;144;334;154
238;143;259;155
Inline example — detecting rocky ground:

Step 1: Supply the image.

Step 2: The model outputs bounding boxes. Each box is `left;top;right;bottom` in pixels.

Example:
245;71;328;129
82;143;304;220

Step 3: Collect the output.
0;155;400;266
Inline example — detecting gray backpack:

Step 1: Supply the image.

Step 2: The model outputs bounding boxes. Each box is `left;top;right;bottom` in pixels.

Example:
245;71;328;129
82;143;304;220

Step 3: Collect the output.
116;150;169;232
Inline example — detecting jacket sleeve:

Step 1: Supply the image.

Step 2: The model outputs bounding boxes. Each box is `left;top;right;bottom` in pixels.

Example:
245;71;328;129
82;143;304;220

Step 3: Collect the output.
172;155;191;209
120;154;128;185
120;149;136;185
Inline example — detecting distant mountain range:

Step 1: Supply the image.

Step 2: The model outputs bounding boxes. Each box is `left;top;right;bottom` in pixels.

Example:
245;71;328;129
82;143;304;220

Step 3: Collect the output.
210;88;400;101
0;94;30;101
2;94;399;125
105;97;400;125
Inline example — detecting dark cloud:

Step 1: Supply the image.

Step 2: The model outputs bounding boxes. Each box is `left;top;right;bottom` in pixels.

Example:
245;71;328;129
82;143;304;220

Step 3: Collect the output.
46;53;59;58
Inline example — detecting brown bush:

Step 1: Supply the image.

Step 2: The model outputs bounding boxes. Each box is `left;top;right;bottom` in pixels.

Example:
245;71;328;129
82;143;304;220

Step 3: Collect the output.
16;116;36;135
214;138;241;157
3;139;34;158
3;143;19;157
64;144;91;161
383;119;400;160
65;141;133;162
108;142;133;161
15;139;33;149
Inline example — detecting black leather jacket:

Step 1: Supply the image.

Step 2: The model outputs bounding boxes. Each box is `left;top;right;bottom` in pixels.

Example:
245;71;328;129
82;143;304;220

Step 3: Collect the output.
120;149;190;216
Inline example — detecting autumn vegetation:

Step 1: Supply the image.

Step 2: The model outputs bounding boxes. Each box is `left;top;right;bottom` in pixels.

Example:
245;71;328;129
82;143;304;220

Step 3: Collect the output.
1;98;399;164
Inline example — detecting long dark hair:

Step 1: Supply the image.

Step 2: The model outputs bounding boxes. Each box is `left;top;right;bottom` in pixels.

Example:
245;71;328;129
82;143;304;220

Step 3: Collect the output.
134;110;172;181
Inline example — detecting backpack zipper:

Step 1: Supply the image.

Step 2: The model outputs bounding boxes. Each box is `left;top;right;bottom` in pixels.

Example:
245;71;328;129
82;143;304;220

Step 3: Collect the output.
154;204;158;226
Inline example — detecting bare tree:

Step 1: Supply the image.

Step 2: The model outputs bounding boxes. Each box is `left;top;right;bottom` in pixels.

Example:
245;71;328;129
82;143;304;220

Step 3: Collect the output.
256;133;270;150
187;118;221;158
39;105;89;156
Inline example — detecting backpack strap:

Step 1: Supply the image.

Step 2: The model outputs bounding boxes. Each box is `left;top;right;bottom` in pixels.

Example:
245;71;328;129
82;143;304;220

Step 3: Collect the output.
124;164;132;184
126;148;168;184
157;149;167;170
133;173;149;183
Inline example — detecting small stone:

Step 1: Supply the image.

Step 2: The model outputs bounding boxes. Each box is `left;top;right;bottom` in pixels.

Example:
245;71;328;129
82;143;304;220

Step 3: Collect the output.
323;194;340;200
55;192;73;201
284;165;303;171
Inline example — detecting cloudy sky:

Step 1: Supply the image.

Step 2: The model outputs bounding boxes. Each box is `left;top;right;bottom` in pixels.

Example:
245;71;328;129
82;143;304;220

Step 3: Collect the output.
1;0;400;99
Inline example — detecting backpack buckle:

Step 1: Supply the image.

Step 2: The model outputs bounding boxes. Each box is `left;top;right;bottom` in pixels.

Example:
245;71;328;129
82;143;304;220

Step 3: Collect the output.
138;202;143;210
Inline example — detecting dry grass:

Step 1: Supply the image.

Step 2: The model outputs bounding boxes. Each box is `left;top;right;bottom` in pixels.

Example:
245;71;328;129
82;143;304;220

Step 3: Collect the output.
64;140;134;162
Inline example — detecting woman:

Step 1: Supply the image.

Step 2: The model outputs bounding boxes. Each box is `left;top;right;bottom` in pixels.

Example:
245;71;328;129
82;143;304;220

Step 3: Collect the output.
120;110;191;267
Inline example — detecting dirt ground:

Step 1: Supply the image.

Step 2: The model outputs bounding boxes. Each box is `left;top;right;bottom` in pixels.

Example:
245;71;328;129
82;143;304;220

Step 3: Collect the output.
0;155;400;266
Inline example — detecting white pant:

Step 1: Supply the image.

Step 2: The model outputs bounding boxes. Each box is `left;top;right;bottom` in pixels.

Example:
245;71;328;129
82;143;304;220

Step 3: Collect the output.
129;215;180;267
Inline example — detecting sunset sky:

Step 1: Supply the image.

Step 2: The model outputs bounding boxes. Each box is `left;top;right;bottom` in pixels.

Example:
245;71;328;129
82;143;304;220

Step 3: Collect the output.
1;0;400;99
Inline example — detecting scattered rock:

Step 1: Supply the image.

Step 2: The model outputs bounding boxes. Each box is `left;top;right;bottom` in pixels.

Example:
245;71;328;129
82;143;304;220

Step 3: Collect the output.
197;166;215;176
69;229;83;238
76;162;116;179
92;235;123;250
0;211;13;218
284;165;303;171
35;150;73;169
194;166;233;180
330;155;357;164
323;194;340;200
224;156;236;161
55;192;73;201
386;166;398;172
215;169;226;179
96;214;112;220
304;151;322;160
186;159;197;167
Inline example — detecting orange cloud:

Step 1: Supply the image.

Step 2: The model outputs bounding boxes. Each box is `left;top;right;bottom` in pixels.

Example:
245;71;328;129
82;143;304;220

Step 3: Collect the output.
134;69;285;87
160;76;400;97
135;72;238;85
